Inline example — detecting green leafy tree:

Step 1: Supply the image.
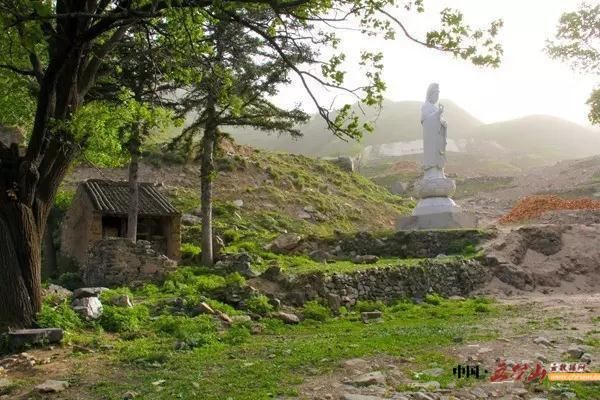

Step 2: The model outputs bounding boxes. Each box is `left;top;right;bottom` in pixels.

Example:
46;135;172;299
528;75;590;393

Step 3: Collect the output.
169;11;312;265
0;0;502;329
547;2;600;124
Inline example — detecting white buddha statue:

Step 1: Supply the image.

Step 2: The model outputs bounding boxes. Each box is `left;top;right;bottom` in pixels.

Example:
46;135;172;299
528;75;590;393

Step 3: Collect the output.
420;82;447;178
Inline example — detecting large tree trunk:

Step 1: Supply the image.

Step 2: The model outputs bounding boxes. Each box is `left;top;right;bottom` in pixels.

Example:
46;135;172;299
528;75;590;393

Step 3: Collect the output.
127;130;141;243
200;96;218;267
0;204;43;330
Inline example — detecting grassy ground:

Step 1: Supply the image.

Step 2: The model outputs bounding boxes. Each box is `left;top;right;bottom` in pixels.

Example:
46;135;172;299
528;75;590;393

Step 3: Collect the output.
24;295;502;400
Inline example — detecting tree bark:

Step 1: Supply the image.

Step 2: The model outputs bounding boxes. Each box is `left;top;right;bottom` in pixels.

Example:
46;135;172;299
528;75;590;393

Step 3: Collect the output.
0;204;42;331
127;128;141;243
200;95;218;266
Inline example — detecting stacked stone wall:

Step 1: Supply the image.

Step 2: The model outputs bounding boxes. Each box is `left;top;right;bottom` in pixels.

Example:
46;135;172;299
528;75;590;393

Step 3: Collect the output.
82;238;177;287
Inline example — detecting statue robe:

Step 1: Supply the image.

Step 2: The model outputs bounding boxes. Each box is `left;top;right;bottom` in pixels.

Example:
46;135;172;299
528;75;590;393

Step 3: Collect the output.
420;101;447;171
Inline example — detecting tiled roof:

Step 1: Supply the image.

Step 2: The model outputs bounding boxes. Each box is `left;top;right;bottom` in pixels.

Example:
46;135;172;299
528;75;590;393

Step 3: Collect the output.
83;179;179;216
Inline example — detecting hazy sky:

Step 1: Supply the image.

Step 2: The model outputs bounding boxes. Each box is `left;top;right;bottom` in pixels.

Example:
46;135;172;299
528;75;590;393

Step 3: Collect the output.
275;0;598;127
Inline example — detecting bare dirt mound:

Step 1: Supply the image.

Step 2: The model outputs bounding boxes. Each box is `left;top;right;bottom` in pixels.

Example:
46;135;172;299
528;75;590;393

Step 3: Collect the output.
499;195;600;224
479;224;600;296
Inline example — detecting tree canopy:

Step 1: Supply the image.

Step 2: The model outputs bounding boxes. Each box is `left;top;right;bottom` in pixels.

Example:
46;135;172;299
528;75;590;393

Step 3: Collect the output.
547;2;600;125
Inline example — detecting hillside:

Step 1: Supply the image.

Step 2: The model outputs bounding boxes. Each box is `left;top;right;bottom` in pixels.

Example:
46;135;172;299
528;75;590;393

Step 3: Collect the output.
229;100;600;173
228;99;482;156
63;142;414;244
466;115;600;164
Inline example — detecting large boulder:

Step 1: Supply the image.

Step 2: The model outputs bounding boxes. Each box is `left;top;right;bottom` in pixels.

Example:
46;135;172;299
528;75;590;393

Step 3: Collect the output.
72;297;103;320
267;233;302;252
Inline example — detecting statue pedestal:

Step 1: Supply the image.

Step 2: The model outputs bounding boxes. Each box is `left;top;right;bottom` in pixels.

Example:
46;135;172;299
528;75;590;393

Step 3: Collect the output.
397;170;478;230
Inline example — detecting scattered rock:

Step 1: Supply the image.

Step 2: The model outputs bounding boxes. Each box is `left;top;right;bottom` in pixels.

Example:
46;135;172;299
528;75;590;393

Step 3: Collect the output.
342;358;369;370
0;378;13;393
297;210;312;220
346;371;385;387
36;380;69;393
421;367;444;377
195;302;216;315
535;353;549;364
309;249;333;263
268;233;302;252
412;394;436;400
43;284;73;302
216;311;233;324
108;294;133;308
181;214;202;226
469;387;488;399
327;293;342;313
72;296;103;320
351;255;379;264
303;205;316;213
230;315;252;324
260;265;284;282
581;353;592;363
232;199;244;208
271;311;300;324
122;391;139;399
8;329;63;351
361;311;383;323
566;345;585;359
410;381;441;391
73;287;109;299
533;336;553;347
341;394;384;400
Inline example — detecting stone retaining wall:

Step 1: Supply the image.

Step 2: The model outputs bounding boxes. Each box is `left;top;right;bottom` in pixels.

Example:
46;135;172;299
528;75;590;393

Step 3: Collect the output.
281;259;490;306
82;239;177;287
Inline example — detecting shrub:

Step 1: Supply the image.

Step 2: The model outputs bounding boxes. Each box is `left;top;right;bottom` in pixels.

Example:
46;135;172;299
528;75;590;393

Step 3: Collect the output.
424;294;443;306
224;272;246;287
100;305;150;333
37;302;83;331
181;243;201;264
54;189;75;212
244;294;273;316
100;288;133;304
354;300;386;313
152;315;217;345
222;323;251;345
302;301;330;322
474;304;491;313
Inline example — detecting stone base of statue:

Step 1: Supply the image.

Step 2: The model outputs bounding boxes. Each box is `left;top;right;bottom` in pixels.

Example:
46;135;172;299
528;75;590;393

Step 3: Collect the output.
397;168;478;230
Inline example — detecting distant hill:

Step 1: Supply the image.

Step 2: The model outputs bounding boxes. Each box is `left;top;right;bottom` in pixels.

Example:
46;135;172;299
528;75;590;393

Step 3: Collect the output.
228;99;482;156
464;115;600;163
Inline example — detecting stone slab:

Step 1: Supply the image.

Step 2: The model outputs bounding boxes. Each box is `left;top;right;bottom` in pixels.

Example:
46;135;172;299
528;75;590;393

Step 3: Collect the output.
396;211;478;230
8;328;63;349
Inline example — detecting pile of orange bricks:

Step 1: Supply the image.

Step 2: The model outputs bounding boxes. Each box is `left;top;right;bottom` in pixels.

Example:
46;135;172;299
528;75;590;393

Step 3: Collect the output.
499;195;600;223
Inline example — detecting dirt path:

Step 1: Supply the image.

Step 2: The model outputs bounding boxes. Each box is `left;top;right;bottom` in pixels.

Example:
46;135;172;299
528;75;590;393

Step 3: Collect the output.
298;294;600;400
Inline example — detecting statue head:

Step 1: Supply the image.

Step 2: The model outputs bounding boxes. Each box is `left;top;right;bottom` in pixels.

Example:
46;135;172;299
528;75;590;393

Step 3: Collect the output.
426;83;440;104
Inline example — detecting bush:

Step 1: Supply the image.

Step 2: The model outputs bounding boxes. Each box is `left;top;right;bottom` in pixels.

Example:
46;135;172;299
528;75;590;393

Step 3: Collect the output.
99;305;150;333
302;301;330;322
474;304;491;313
36;302;83;331
152;315;217;345
54;189;75;212
354;300;386;313
181;242;201;258
424;294;443;306
222;324;251;345
244;294;273;316
100;287;133;304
